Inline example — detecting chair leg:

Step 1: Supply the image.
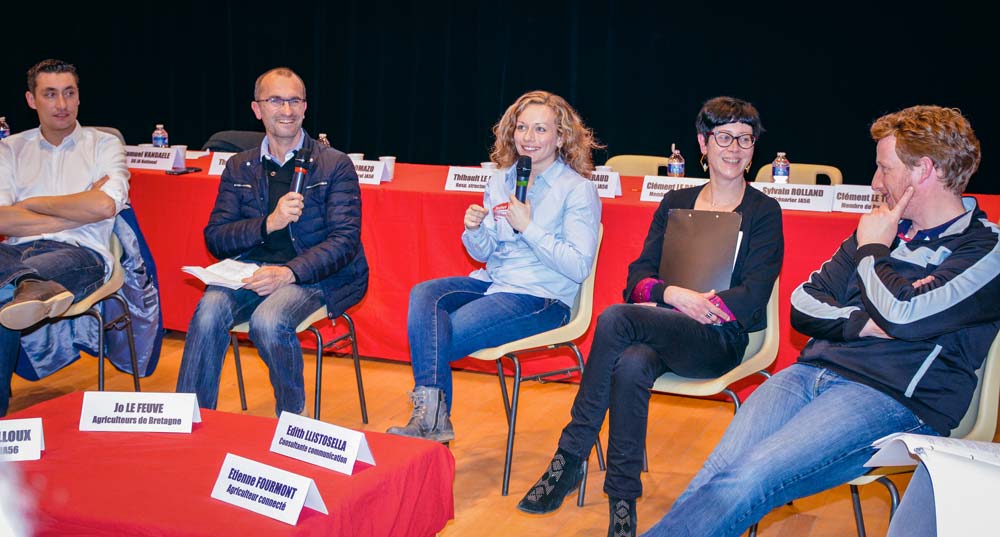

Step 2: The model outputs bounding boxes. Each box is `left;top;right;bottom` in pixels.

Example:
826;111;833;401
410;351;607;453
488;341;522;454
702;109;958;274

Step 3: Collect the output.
501;355;522;496
643;447;649;472
231;334;248;411
850;484;868;537
309;326;324;420
90;308;106;391
748;522;759;536
496;359;512;423
877;476;901;518
108;294;140;391
571;343;605;472
724;388;742;412
578;457;588;507
341;313;368;424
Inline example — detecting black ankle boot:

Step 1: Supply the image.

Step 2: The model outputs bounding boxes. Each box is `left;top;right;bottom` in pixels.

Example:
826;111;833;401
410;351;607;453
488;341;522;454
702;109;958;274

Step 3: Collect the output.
608;496;636;537
516;447;583;514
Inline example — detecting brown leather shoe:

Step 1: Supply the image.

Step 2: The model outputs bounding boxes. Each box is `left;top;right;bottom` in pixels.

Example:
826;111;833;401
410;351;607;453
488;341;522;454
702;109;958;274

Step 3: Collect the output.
0;279;74;330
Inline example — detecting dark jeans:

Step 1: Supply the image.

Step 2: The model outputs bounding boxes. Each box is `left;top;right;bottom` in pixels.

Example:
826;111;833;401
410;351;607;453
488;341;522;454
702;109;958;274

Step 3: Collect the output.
1;240;106;416
557;304;747;499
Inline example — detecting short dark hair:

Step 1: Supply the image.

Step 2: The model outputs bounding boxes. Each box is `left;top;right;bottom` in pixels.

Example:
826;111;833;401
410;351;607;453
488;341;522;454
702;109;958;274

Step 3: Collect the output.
695;96;764;138
27;59;79;93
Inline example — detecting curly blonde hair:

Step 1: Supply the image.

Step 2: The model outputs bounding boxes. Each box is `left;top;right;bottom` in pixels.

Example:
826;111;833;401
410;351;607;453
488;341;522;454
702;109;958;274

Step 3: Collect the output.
870;105;980;195
489;90;603;177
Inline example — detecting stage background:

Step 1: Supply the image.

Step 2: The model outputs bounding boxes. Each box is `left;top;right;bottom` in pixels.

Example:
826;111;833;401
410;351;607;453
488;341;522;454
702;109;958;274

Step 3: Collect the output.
1;1;996;194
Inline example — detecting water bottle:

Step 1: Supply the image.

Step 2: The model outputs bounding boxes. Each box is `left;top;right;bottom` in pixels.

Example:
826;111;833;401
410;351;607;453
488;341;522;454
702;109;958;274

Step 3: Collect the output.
151;124;169;147
666;143;685;177
317;133;331;148
771;152;790;183
0;117;10;140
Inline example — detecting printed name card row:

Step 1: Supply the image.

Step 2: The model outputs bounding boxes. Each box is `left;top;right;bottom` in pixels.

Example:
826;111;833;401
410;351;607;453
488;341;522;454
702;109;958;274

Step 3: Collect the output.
637;176;884;212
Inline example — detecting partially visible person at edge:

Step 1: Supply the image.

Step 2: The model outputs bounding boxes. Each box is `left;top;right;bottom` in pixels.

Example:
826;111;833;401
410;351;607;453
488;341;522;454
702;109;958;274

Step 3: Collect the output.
517;96;783;537
385;90;602;446
643;105;1000;536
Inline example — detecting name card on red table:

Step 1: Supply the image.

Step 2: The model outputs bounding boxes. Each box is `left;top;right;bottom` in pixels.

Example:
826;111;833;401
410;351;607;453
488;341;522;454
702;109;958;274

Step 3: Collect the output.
639;176;709;202
589;171;622;198
79;392;201;433
750;183;836;212
834;184;885;213
208;151;237;176
445;166;496;192
211;453;328;525
352;159;389;185
0;418;44;461
270;411;375;475
125;145;186;171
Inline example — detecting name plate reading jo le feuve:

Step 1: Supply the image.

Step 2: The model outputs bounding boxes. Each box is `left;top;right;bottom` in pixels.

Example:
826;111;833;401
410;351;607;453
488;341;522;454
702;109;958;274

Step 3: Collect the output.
79;392;201;433
750;183;836;212
639;176;709;203
270;411;376;476
352;159;389;185
0;417;44;462
211;453;327;525
208;152;237;176
125;145;186;171
445;166;496;192
589;171;622;198
833;184;885;213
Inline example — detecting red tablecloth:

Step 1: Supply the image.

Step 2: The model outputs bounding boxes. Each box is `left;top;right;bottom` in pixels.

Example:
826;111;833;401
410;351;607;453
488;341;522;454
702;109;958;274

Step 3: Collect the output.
130;159;1000;399
7;392;454;536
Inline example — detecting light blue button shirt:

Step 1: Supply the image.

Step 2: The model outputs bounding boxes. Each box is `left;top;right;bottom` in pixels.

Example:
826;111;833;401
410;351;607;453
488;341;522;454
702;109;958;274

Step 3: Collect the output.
258;130;305;165
461;158;601;306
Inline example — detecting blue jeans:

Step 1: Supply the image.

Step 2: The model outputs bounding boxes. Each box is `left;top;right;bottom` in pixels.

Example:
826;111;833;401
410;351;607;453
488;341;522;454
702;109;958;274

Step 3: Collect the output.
887;461;936;537
407;276;570;410
175;283;322;415
642;363;939;537
1;240;106;416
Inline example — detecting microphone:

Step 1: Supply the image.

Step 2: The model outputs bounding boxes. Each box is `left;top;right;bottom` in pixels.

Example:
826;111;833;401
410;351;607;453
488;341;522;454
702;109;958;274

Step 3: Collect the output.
515;155;531;203
290;147;313;194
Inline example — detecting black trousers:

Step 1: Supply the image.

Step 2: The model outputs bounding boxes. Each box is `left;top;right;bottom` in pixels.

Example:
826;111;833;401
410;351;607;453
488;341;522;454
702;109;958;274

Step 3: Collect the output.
557;304;747;499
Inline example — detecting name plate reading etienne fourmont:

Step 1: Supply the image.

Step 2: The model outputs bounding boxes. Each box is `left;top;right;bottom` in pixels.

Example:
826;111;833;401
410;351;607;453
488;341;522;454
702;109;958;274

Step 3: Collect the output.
445;166;496;192
79;392;201;433
639;176;709;203
589;171;622;198
750;183;836;212
833;184;885;213
211;453;327;525
270;411;375;476
352;159;388;185
0;418;44;461
125;145;186;171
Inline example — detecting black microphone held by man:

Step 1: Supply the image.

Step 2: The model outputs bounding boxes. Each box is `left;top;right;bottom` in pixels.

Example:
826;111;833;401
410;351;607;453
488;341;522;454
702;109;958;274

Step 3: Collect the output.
290;147;313;194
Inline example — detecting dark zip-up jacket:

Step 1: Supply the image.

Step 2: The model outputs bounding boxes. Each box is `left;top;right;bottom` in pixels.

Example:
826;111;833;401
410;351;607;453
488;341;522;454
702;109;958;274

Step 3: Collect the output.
791;198;1000;434
205;134;368;318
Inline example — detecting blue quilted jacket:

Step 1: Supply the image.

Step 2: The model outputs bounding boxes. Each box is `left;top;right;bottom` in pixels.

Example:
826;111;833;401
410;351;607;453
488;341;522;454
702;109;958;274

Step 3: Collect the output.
205;133;368;318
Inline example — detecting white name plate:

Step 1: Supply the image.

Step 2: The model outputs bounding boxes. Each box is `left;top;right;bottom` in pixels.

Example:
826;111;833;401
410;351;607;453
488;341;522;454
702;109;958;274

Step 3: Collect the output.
834;184;885;213
125;145;186;170
352;159;388;185
639;176;709;202
751;182;836;212
445;166;496;192
211;453;327;525
0;418;44;461
208;152;237;176
79;392;201;433
589;171;622;198
270;412;375;476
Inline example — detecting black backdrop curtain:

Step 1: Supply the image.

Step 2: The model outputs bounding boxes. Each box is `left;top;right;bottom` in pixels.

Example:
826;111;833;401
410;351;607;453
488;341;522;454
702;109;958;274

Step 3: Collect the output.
2;1;995;194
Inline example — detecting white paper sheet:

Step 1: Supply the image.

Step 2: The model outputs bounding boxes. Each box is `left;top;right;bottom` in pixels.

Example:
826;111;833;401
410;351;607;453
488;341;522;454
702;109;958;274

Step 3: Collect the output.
182;259;259;290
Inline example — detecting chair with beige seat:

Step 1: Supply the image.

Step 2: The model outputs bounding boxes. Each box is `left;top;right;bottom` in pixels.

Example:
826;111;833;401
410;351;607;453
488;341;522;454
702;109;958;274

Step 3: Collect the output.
754;163;843;185
229;308;368;423
57;234;141;391
467;224;605;501
605;155;672;176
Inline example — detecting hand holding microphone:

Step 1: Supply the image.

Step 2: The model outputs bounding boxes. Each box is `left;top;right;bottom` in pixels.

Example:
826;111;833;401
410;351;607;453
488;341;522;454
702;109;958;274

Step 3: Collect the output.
511;156;531;234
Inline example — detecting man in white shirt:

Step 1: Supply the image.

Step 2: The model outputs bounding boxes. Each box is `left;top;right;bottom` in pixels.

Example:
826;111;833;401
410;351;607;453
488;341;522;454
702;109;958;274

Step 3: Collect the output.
0;59;130;416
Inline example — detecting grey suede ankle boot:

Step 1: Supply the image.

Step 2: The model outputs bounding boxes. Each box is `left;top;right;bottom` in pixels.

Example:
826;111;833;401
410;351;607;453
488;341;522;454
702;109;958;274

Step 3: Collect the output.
385;386;454;443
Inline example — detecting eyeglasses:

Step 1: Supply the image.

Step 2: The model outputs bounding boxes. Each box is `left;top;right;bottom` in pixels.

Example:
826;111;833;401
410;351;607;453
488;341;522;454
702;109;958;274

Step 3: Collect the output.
709;130;757;149
256;97;307;109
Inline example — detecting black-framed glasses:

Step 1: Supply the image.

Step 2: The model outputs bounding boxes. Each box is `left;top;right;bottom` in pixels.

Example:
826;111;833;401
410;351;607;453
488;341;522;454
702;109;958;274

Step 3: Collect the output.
709;130;757;149
256;97;307;109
